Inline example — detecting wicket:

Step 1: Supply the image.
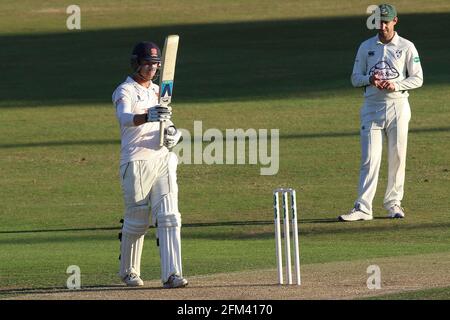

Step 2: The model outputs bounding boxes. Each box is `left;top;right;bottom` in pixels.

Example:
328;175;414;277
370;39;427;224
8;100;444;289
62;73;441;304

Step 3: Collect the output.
273;188;301;285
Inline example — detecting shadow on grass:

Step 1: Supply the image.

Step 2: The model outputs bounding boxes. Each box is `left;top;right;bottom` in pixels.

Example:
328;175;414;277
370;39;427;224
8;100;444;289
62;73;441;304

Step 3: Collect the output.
0;282;275;297
0;284;123;296
0;284;169;298
185;221;450;240
1;13;449;107
0;217;370;236
1;126;449;149
0;219;298;236
1;220;449;244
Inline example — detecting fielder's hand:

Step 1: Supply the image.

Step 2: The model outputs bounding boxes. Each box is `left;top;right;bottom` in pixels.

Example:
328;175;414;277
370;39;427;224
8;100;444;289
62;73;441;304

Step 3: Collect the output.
163;125;182;149
369;73;384;90
146;105;172;122
380;81;396;91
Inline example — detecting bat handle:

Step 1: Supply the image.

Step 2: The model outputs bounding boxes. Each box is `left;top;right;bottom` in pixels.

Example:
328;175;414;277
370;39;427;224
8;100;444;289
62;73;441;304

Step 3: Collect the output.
159;120;165;147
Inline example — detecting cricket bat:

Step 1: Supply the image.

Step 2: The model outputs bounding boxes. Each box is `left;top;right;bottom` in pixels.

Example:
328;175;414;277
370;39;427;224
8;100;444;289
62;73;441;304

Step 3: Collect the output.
159;35;180;147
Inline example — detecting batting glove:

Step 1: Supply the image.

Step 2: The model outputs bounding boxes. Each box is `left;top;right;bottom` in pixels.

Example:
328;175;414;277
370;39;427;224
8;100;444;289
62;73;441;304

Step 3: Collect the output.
146;105;172;122
163;125;182;149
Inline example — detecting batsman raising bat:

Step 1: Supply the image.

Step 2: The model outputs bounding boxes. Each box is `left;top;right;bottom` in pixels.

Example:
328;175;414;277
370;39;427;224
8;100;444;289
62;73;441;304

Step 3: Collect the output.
112;39;187;288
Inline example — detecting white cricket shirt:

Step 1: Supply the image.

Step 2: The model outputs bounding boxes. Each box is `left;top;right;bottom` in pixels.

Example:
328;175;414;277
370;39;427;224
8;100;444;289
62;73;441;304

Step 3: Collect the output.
112;76;171;166
351;32;423;103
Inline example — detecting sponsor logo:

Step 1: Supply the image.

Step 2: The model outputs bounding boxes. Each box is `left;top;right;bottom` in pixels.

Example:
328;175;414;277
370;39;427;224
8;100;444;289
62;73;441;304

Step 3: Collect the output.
160;81;173;103
369;60;399;80
368;51;375;56
413;56;420;63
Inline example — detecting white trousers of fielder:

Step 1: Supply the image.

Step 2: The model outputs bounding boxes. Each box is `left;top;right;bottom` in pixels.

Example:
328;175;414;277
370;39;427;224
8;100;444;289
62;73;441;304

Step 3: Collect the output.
355;98;411;215
118;152;183;283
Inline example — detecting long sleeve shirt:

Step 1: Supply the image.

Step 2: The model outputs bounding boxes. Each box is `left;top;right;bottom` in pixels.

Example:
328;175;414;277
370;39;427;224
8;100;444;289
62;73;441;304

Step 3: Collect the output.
351;32;423;103
112;76;171;166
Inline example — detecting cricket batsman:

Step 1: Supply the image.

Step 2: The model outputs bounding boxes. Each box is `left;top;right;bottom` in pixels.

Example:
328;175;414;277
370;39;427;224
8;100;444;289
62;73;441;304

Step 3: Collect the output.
112;41;188;288
339;4;423;221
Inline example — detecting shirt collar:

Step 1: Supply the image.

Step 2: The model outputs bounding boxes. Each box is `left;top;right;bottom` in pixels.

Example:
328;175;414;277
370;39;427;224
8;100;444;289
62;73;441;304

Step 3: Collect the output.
376;32;399;46
126;76;153;91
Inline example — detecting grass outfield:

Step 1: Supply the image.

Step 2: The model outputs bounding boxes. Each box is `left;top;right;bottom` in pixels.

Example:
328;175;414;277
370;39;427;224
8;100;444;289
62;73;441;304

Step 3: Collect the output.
0;1;449;299
366;286;450;300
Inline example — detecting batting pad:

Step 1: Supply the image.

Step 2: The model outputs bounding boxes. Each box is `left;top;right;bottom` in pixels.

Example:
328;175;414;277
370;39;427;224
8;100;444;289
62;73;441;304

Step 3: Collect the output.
150;153;181;227
119;233;145;278
123;206;151;235
154;196;181;227
157;226;182;283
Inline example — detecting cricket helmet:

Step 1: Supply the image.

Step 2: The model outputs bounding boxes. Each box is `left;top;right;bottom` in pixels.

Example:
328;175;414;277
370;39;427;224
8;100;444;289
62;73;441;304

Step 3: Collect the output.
130;41;161;79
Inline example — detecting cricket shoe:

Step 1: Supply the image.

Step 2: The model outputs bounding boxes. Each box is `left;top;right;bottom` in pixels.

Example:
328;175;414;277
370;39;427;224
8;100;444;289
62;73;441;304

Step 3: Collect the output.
387;205;405;219
338;207;373;222
163;275;188;289
122;273;144;287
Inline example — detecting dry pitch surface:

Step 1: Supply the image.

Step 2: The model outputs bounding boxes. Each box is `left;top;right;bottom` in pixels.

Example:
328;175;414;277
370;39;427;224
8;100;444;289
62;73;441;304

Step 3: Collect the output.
4;252;449;300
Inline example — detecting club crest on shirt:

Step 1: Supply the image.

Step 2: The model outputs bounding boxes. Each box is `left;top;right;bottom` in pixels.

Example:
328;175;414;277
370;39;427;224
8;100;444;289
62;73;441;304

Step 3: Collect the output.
369;60;400;80
395;49;402;59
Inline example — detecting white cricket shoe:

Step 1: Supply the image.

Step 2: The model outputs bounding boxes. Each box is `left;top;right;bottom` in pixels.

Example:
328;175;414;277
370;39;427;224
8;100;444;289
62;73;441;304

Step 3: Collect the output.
338;207;373;222
387;205;405;218
163;275;188;289
122;273;144;287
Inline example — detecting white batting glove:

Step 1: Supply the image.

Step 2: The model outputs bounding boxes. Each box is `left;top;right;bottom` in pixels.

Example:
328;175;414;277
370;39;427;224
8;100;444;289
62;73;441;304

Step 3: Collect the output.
163;125;182;149
146;105;172;122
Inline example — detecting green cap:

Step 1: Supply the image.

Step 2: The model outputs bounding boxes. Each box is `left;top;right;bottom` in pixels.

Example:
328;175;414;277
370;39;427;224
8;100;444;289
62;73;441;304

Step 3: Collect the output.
379;4;397;21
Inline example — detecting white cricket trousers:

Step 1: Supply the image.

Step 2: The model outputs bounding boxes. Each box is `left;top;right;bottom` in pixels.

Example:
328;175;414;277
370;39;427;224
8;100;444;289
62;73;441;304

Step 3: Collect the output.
356;98;411;215
119;152;183;283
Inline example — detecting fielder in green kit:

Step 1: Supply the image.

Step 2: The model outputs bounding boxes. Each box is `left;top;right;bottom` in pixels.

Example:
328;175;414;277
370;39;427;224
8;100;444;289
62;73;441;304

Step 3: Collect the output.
339;4;423;222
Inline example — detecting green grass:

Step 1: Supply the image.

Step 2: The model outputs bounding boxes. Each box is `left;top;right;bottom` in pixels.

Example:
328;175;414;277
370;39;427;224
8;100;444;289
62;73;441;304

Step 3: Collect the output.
1;221;448;291
366;286;450;300
0;0;449;297
2;0;449;35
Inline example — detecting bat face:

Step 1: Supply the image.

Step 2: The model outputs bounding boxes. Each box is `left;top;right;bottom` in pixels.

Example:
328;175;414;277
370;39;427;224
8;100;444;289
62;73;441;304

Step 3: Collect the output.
158;34;179;147
159;35;179;106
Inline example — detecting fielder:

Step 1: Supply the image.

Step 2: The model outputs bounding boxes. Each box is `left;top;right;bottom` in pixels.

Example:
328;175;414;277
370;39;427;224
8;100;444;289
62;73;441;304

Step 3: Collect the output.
112;41;187;288
339;4;423;221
